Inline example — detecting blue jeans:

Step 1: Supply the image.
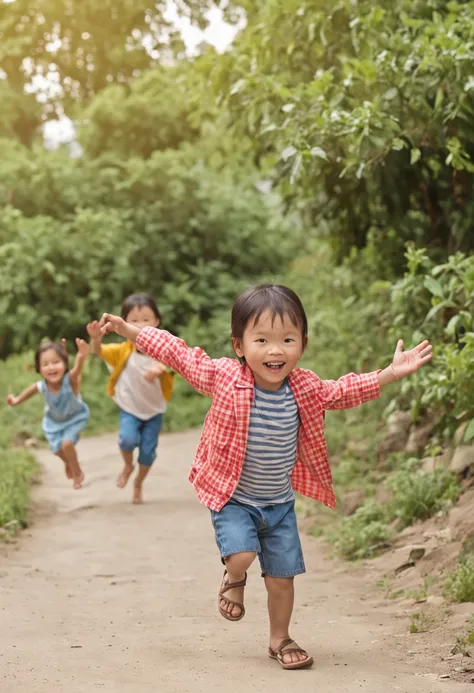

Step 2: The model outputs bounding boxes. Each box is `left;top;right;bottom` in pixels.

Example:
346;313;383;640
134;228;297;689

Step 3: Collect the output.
118;410;163;467
210;498;305;578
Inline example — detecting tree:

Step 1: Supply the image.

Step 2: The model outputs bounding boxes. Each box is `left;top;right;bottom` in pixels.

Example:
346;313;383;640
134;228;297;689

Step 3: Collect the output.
215;0;474;269
0;0;232;118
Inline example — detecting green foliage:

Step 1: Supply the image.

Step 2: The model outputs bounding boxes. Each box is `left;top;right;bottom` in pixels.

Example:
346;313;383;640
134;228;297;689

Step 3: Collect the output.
219;0;474;268
386;460;460;530
330;501;391;560
0;141;297;358
409;610;436;634
0;0;227;119
389;248;474;437
444;559;474;603
79;65;201;158
0;450;38;530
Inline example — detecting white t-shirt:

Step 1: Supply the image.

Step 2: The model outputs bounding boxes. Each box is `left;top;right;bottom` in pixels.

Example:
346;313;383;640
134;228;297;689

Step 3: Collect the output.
113;352;167;420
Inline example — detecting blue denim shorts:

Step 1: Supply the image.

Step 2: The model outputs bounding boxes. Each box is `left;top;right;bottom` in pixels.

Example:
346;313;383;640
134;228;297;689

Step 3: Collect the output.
118;410;163;467
210;498;305;578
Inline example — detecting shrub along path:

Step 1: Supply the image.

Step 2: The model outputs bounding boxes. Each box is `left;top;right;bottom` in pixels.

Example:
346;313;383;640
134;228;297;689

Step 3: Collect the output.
0;430;471;692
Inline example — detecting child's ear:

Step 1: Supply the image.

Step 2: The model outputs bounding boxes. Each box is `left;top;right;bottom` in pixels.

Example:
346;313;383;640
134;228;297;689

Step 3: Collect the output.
232;337;244;359
302;336;308;352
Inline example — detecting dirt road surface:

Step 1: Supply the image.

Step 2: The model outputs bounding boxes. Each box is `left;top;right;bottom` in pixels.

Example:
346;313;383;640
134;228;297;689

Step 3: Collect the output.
1;430;471;692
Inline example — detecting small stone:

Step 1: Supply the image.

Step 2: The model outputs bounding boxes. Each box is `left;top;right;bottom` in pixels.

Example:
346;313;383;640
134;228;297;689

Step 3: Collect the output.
405;423;434;455
450;446;474;476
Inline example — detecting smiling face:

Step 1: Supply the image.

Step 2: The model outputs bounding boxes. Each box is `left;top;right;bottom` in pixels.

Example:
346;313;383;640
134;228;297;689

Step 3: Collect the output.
39;348;67;387
124;305;160;330
232;310;306;390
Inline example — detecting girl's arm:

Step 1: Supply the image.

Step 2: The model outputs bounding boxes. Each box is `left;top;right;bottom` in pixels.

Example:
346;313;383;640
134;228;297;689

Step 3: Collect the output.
6;383;39;407
321;339;433;410
69;339;90;395
87;321;103;357
99;314;216;396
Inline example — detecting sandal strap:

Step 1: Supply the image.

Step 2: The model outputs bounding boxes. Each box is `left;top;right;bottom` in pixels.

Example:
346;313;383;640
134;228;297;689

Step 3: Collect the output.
272;639;309;657
219;594;245;611
219;571;247;596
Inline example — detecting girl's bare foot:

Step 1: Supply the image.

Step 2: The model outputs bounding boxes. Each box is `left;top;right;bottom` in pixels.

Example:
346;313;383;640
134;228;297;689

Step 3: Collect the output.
64;462;73;479
72;471;84;490
117;464;134;488
132;480;143;504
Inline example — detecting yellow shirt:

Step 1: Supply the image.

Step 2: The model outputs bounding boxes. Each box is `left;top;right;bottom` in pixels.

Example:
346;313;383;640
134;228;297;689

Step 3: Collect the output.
100;340;174;401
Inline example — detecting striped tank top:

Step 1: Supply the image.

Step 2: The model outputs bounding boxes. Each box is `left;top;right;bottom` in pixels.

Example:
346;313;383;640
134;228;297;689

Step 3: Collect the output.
232;380;299;506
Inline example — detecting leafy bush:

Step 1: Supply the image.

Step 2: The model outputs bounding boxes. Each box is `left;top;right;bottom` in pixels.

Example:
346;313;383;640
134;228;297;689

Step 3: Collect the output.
386;461;460;530
388;248;474;439
331;501;391;560
444;560;474;603
0;450;38;530
0;142;300;359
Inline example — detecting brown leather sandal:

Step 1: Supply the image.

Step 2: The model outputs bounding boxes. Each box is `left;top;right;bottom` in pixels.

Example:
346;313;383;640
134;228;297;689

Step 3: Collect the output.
268;638;314;670
218;570;247;622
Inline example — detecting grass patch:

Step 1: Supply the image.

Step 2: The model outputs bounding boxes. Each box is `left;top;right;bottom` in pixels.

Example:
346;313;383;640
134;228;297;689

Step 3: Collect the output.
324;458;460;561
409;610;436;633
0;449;38;532
386;460;459;530
329;501;392;560
444;559;474;603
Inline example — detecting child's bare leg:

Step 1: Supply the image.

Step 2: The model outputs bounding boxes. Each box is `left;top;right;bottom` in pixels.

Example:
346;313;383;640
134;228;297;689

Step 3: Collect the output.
221;551;256;618
55;449;72;479
60;440;83;489
132;464;151;504
266;576;310;665
117;449;134;488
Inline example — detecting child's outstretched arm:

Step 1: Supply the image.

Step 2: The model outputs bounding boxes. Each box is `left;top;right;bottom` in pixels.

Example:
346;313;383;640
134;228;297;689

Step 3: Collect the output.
321;338;432;410
6;384;39;407
99;313;216;396
87;321;103;357
69;338;90;395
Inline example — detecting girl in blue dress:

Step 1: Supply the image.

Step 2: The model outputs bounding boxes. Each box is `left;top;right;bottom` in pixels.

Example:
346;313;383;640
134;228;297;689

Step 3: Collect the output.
6;339;90;489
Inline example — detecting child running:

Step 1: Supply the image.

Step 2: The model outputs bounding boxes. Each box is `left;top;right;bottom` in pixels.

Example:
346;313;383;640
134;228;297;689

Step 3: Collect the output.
98;284;432;670
6;339;90;489
87;293;173;504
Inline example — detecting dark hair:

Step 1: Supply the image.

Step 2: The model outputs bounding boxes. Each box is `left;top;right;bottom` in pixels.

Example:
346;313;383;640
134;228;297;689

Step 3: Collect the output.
35;342;69;374
121;293;161;322
231;284;308;340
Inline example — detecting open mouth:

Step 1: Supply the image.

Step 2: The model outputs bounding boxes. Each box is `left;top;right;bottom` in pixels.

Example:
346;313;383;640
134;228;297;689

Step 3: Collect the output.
263;361;286;372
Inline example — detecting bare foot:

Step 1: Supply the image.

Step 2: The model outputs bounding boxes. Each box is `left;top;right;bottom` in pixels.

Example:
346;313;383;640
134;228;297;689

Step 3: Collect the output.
132;480;143;504
116;464;134;489
64;462;73;479
72;471;84;490
219;572;246;619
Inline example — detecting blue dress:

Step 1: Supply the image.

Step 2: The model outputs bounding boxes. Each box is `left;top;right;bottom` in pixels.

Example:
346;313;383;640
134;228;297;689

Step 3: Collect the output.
37;373;90;453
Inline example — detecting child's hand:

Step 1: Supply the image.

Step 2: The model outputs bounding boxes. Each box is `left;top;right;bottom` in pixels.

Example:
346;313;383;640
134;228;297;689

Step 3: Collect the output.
99;313;141;343
144;362;166;383
76;338;90;358
6;394;18;407
87;321;102;339
390;339;433;379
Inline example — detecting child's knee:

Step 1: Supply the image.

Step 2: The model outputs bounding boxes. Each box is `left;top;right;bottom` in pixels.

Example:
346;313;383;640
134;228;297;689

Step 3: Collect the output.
60;440;75;453
118;430;139;452
264;575;294;593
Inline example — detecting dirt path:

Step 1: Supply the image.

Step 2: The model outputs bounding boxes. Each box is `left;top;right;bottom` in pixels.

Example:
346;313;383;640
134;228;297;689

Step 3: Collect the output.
1;430;471;692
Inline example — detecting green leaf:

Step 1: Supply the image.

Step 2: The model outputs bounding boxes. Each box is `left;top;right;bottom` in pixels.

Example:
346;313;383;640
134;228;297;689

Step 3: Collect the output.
384;87;398;101
410;148;421;165
281;146;297;161
392;138;406;151
310;146;328;161
424;276;444;297
463;420;474;443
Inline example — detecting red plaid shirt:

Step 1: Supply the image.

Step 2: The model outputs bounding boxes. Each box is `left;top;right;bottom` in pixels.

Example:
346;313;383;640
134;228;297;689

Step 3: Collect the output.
136;327;381;511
